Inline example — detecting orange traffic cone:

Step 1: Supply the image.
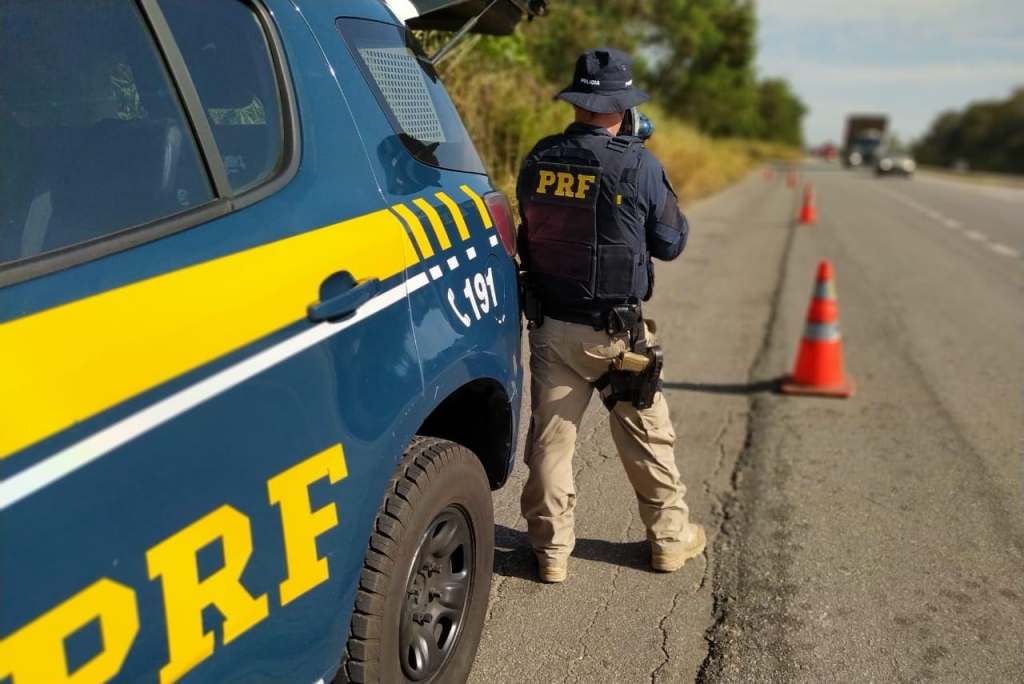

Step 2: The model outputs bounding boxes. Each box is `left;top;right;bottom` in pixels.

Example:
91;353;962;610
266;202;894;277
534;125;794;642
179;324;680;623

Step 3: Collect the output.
786;170;797;188
798;182;818;224
780;260;854;398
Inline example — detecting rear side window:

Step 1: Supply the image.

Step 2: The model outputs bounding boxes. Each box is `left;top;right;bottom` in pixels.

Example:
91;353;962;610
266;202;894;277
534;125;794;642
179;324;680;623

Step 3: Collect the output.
158;0;284;193
336;18;487;176
0;0;213;265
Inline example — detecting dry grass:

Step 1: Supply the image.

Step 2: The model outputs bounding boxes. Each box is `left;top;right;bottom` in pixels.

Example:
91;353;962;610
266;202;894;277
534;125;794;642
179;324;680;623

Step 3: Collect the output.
439;61;801;203
643;104;802;204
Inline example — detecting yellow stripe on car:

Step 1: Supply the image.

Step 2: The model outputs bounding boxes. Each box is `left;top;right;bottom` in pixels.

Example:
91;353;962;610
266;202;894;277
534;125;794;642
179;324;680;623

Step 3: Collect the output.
460;185;492;229
0;210;409;459
412;198;451;250
392;203;435;259
435;192;470;241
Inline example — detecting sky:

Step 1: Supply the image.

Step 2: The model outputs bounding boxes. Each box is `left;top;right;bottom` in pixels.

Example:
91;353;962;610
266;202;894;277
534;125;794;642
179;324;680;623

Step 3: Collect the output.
755;0;1024;146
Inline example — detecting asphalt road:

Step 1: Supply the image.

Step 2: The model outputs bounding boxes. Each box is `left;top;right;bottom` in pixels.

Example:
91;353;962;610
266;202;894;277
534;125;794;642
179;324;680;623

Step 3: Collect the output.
470;163;1023;684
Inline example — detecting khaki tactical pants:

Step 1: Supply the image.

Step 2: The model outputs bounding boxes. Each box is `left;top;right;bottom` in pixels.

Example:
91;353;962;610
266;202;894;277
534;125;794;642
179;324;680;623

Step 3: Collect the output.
520;318;698;566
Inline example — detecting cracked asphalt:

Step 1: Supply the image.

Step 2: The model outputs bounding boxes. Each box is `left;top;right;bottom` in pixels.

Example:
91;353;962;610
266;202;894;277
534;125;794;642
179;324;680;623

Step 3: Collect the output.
469;163;1023;684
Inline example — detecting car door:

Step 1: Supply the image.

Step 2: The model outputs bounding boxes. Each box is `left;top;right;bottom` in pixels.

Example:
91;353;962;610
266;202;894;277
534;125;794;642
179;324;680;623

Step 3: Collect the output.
296;2;522;431
0;2;421;683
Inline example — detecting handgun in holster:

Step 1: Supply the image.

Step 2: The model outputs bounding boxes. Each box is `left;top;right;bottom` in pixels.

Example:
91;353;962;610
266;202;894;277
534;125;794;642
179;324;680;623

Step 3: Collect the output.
601;344;663;410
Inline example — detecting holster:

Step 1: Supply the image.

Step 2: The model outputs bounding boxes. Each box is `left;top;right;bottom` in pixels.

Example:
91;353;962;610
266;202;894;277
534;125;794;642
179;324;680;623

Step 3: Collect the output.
597;344;663;410
604;305;644;349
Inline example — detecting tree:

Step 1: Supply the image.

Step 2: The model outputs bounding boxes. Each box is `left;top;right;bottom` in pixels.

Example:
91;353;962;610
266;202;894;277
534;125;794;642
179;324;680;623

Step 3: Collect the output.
642;0;762;137
439;0;806;144
756;78;806;146
914;88;1024;173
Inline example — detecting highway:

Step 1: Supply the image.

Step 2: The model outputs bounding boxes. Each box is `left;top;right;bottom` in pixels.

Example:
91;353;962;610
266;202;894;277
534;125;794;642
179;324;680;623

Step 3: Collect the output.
470;163;1024;684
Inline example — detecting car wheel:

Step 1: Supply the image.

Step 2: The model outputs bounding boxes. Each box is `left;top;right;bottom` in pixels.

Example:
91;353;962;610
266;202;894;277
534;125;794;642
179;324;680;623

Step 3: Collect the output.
341;437;494;684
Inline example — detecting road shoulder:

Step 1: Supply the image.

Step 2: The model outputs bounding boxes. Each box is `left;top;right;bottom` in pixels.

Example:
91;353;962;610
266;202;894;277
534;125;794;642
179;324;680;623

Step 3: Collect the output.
472;171;797;684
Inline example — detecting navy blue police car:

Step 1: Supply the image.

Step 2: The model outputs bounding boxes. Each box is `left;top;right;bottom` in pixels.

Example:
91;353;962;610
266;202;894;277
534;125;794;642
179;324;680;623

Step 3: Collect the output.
0;1;542;683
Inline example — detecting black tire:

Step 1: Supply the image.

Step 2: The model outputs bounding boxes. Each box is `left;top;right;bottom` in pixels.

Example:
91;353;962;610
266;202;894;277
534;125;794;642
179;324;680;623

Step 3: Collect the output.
341;437;494;684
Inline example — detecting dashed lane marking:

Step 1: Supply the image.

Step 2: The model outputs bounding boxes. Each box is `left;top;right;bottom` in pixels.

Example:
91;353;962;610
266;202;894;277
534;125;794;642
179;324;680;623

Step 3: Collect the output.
429;265;443;280
988;243;1021;258
875;184;1021;262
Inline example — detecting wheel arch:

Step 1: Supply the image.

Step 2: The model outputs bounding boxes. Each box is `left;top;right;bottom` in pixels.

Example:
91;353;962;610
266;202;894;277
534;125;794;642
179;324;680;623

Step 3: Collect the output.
417;377;515;489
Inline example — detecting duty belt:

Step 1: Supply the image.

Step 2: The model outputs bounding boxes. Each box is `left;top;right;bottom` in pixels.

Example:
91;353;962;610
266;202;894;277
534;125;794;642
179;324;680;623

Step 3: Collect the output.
545;303;644;344
543;306;605;330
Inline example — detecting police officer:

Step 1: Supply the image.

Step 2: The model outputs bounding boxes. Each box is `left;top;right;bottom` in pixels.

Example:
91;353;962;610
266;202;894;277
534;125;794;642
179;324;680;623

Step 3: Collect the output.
516;47;705;583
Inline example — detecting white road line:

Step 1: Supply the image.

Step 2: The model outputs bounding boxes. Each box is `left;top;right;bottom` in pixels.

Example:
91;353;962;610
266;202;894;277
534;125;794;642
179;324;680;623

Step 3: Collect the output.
0;276;430;511
874;186;1017;261
988;243;1021;258
429;265;443;280
447;256;460;270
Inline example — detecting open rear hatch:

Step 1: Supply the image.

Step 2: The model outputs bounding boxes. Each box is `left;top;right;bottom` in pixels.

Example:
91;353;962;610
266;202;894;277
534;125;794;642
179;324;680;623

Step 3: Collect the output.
384;0;548;36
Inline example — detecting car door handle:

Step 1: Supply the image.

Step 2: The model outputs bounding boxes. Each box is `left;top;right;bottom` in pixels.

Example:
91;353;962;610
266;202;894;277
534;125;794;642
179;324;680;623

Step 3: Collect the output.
307;271;381;323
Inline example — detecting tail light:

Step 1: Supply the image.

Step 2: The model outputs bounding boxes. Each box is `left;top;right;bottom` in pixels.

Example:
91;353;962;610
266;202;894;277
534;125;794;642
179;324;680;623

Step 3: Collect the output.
483;191;516;257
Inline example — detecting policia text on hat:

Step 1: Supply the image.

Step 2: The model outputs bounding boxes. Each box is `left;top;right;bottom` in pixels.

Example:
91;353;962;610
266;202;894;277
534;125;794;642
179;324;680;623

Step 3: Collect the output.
516;47;705;583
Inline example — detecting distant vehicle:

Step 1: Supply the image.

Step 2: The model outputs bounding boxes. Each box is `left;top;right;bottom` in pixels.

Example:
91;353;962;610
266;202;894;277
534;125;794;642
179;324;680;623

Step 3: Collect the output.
818;142;839;162
842;114;888;168
874;148;916;178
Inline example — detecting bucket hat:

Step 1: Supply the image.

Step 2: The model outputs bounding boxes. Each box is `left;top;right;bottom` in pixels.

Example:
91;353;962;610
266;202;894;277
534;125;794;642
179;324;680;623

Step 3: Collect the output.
555;47;648;114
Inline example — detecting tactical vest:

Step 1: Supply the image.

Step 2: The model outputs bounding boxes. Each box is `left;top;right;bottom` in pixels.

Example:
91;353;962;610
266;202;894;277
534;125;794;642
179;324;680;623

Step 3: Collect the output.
523;134;650;311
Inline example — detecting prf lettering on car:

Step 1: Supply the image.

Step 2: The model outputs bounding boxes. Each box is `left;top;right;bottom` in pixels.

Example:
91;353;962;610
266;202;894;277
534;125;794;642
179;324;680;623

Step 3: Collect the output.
0;1;546;683
0;447;343;684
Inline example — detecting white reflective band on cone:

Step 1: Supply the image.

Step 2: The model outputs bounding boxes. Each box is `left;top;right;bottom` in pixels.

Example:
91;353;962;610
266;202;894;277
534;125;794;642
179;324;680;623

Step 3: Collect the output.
803;322;841;341
813;281;836;300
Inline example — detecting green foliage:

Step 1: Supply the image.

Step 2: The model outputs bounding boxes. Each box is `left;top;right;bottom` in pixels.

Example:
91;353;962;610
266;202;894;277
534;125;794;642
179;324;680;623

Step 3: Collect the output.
467;0;805;144
435;58;798;201
435;49;571;189
422;0;805;194
755;78;806;146
914;88;1024;173
644;0;763;138
514;1;655;86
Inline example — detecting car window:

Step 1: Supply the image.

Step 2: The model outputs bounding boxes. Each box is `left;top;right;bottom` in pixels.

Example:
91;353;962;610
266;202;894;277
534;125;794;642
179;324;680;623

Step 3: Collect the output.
336;18;487;176
0;0;213;265
158;0;285;194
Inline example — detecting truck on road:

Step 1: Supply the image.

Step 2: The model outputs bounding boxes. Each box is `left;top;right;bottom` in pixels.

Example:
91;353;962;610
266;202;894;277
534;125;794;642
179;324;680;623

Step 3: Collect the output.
843;114;888;168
